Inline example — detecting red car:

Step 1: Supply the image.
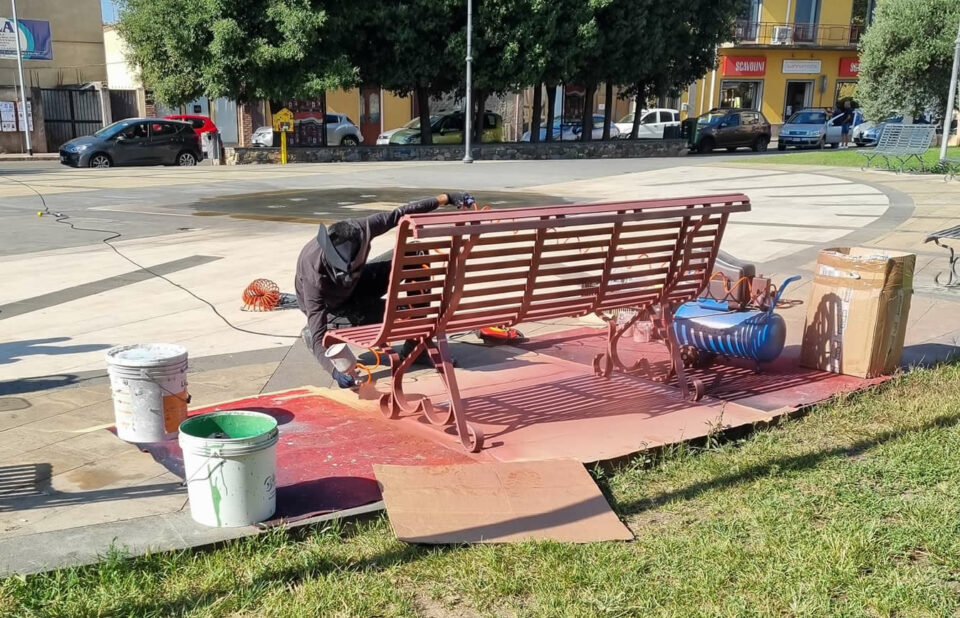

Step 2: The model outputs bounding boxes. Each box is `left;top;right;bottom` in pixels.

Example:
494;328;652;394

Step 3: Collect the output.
164;114;217;135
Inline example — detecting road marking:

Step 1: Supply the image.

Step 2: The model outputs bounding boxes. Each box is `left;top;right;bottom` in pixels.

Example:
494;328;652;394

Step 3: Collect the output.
289;198;308;202
90;205;195;217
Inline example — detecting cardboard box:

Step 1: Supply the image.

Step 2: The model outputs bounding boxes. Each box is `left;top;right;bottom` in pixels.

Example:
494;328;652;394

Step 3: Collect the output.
801;247;915;378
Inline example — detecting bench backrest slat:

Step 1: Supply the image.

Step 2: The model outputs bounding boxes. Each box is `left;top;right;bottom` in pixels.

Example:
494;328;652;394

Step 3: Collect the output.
875;124;934;154
371;195;750;346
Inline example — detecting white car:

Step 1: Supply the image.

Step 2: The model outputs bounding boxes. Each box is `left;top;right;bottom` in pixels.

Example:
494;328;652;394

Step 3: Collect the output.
521;115;619;141
377;118;419;145
615;108;681;139
251;113;362;147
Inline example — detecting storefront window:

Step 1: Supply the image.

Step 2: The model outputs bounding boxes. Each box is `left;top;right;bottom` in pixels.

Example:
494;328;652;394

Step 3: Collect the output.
719;80;761;110
835;81;858;109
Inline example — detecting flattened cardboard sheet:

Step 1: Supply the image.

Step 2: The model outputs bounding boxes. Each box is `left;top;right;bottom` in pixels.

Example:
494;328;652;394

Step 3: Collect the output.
374;460;634;544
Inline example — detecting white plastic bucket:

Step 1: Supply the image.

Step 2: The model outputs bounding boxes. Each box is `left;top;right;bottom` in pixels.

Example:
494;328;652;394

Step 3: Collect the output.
178;410;279;527
106;343;189;443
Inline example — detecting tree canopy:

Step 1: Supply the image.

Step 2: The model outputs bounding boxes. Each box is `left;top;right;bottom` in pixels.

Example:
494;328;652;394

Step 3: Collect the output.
857;0;960;121
117;0;354;104
117;0;748;141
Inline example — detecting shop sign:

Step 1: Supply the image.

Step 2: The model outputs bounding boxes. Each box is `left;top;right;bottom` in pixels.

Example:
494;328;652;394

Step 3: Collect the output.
722;56;766;77
839;57;860;77
0;18;53;60
782;59;822;74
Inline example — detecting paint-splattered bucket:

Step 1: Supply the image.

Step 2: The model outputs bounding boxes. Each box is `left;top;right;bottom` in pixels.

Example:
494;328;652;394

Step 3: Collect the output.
106;343;189;443
178;411;278;527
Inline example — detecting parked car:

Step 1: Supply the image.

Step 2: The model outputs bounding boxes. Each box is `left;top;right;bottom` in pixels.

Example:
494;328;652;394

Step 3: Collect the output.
693;108;771;153
615;108;681;139
164;114;218;135
521;115;620;141
59;118;202;168
778;109;865;150
853;115;903;147
250;113;363;147
385;110;504;145
377;117;418;145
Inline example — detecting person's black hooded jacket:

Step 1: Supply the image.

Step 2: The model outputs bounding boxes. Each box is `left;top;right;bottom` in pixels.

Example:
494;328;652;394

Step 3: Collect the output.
294;197;442;365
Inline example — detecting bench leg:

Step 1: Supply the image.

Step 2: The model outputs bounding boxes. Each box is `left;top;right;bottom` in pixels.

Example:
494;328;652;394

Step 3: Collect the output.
434;334;484;453
932;239;960;287
380;338;443;421
664;327;705;402
593;310;652;379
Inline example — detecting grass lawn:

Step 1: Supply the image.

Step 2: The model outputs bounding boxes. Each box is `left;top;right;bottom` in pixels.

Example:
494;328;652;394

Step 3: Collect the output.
753;146;960;172
3;363;960;617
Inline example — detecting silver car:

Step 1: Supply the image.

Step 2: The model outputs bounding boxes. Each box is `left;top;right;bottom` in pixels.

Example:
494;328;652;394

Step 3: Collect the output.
777;109;835;150
251;113;362;147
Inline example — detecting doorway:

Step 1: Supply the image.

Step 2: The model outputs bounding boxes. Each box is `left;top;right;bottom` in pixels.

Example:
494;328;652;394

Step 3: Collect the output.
359;88;381;144
783;81;813;120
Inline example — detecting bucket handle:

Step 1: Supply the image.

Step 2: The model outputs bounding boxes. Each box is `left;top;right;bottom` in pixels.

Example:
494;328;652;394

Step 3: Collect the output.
142;368;192;405
181;454;225;486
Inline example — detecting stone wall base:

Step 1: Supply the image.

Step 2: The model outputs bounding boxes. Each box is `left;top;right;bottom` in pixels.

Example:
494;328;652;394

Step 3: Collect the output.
227;139;688;165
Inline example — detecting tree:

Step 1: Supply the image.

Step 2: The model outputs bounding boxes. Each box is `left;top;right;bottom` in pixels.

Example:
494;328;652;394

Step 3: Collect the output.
351;0;463;144
858;0;960;121
116;0;353;105
618;0;746;139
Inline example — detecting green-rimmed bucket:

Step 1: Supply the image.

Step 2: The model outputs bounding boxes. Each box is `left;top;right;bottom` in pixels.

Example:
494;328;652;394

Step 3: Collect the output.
178;411;278;527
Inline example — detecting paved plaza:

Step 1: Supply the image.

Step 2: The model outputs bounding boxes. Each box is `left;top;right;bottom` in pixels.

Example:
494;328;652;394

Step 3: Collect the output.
1;156;959;574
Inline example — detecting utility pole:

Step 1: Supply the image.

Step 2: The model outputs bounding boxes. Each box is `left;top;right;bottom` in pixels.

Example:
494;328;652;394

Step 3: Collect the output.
940;16;960;163
462;0;474;163
11;0;33;156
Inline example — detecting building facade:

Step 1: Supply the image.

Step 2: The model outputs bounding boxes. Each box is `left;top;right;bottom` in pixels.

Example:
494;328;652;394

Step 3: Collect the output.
691;0;874;130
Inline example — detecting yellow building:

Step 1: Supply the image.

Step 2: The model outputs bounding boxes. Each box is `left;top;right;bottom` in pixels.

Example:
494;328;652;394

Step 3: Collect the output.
691;0;875;130
324;88;414;143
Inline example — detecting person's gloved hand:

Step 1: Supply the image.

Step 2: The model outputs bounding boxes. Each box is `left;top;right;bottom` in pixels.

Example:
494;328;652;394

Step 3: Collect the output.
445;192;476;210
331;369;357;389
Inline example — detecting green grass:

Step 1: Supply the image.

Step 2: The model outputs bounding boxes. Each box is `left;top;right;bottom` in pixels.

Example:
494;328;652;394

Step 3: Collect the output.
4;363;960;617
753;146;960;172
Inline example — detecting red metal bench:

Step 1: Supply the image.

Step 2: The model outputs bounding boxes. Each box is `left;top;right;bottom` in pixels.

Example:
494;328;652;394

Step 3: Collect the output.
323;194;752;452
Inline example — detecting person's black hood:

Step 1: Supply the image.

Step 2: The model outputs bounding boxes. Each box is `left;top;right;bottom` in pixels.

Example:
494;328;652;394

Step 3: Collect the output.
316;220;370;287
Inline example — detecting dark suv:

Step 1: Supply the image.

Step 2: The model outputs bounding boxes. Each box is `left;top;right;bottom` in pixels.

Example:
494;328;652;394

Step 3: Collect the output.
59;118;202;168
693;109;771;153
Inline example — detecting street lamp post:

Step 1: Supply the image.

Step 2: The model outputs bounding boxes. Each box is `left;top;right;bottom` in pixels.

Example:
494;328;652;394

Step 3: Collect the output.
11;0;33;156
463;0;474;163
940;15;960;164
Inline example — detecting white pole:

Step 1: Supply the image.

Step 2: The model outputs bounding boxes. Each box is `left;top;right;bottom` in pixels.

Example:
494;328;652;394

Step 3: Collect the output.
940;16;960;163
11;0;33;155
462;0;474;163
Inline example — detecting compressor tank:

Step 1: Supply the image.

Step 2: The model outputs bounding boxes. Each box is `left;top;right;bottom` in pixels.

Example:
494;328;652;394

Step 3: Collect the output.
671;301;788;364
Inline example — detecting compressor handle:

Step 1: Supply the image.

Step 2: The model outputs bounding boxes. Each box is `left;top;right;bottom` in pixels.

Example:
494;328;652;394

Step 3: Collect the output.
767;275;801;314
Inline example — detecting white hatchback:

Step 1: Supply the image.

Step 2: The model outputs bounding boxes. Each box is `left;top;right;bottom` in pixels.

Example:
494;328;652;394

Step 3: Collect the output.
616;108;681;139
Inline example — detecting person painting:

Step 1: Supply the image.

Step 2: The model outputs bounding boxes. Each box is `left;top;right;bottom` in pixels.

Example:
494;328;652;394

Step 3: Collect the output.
839;100;854;148
295;192;475;388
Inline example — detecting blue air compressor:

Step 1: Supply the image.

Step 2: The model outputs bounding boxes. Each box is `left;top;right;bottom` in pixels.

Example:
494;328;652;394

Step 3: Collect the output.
671;275;801;369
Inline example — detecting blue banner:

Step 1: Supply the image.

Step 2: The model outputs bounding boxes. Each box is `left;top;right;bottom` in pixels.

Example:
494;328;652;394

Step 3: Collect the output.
0;18;53;61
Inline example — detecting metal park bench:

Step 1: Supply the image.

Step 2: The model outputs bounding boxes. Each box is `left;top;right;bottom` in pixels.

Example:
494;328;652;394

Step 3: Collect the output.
860;124;935;172
324;194;752;452
925;223;960;287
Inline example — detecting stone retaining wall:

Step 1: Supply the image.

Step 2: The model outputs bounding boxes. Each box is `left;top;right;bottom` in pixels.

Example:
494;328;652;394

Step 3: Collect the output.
228;139;688;165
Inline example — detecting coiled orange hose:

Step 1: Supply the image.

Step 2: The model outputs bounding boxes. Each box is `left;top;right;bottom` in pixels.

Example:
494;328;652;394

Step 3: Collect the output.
241;278;281;311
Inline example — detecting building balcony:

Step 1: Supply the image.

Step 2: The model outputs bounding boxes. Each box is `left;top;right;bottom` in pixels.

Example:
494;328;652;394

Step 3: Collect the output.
731;21;865;49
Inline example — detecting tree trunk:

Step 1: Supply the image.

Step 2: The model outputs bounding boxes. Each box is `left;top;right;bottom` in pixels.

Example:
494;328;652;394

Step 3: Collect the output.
320;92;328;147
602;82;614;140
545;84;557;142
580;83;596;142
416;86;432;145
473;89;486;144
530;84;542;143
630;83;645;140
